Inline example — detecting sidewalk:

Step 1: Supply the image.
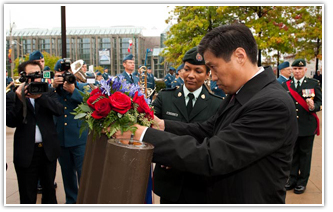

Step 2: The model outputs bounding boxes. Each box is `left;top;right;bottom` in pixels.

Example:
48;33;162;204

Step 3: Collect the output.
5;111;322;204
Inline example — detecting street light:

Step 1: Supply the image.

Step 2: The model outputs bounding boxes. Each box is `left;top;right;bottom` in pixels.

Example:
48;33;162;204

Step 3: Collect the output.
11;39;24;64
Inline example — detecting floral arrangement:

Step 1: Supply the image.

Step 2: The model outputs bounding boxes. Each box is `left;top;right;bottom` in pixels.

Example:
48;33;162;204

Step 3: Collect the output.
72;75;155;140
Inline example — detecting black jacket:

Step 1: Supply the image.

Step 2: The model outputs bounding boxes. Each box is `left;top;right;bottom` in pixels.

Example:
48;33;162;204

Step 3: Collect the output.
144;67;298;203
6;88;63;168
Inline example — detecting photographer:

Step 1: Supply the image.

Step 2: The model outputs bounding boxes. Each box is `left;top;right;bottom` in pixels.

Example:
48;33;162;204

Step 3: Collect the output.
6;61;63;204
52;59;90;204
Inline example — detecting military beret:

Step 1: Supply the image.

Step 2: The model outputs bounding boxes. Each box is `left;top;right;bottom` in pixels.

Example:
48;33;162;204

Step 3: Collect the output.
278;61;290;70
183;46;205;65
54;59;64;71
169;67;176;71
96;72;102;76
138;65;142;69
29;50;44;61
292;59;306;67
176;64;184;74
43;66;51;71
123;54;134;62
83;61;87;65
104;67;108;70
147;66;151;69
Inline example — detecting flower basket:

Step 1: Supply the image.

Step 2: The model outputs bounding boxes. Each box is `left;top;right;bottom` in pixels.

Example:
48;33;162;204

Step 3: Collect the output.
77;132;154;204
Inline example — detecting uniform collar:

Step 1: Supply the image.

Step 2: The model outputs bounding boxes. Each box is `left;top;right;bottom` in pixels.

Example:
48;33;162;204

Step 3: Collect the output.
183;84;203;100
294;76;305;86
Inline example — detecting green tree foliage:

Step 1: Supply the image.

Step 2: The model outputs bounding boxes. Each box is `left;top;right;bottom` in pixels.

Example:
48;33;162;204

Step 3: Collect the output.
161;6;230;67
162;6;322;70
291;6;322;71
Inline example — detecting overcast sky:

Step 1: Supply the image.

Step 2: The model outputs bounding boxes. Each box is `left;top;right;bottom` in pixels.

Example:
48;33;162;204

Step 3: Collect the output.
4;4;174;36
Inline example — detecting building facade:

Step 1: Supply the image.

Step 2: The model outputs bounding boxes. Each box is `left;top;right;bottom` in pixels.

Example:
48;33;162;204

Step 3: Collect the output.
6;26;168;78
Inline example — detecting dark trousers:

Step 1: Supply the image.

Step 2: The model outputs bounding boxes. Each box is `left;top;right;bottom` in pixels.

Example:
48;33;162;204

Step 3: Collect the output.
58;144;86;204
289;135;315;186
14;143;57;204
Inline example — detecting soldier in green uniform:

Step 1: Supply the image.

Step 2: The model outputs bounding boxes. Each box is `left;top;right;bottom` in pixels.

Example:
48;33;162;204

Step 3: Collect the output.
152;46;223;204
282;59;322;194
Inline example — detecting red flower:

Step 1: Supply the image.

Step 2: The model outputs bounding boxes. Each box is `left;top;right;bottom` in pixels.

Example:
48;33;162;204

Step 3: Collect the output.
90;88;102;96
109;91;132;114
91;98;112;119
133;91;154;120
87;94;102;109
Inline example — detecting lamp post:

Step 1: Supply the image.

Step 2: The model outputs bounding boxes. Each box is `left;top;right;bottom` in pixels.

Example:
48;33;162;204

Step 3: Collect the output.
12;39;24;64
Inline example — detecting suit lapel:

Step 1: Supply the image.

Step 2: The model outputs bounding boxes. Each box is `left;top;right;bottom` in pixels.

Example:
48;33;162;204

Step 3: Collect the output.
188;87;209;122
173;86;189;122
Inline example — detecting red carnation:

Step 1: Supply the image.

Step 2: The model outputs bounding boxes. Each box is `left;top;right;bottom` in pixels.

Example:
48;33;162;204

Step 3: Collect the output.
109;91;132;114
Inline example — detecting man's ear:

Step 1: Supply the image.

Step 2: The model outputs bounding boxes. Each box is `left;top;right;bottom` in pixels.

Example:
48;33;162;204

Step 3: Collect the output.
234;47;247;65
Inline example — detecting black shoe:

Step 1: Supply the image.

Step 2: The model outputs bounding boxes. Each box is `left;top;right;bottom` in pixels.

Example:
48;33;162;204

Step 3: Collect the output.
285;182;296;190
294;185;306;194
37;185;43;194
54;182;57;189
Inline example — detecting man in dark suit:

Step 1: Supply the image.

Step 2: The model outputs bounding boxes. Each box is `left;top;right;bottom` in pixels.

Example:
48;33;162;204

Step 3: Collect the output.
115;24;298;204
6;61;63;204
119;54;140;85
153;47;222;204
277;61;291;84
53;59;90;204
283;59;322;194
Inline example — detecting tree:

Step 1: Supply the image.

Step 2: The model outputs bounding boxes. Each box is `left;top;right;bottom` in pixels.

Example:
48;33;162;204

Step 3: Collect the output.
161;6;230;67
292;6;322;71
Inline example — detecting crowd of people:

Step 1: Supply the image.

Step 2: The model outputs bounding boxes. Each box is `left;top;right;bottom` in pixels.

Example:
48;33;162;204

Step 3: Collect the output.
6;23;322;204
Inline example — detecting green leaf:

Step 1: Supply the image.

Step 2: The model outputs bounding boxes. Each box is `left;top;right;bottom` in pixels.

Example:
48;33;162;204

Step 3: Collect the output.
79;104;93;112
74;113;87;119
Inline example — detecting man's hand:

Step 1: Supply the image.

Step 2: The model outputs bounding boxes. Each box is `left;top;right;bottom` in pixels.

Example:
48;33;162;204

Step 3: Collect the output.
53;74;63;88
63;81;75;94
15;83;28;102
113;124;146;141
152;115;165;131
306;98;315;111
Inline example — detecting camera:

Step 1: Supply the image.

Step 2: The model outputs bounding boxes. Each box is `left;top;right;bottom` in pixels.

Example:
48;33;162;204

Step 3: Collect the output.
19;71;49;94
57;58;76;84
61;72;76;84
61;58;71;72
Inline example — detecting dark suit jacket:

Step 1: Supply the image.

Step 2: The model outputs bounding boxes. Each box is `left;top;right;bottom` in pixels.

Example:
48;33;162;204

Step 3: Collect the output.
152;85;222;203
144;67;298;203
6;88;64;168
282;77;322;136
